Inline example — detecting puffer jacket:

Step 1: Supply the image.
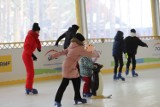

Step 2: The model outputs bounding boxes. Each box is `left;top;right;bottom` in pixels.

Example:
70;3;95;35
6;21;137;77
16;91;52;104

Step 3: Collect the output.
79;57;94;77
112;31;126;56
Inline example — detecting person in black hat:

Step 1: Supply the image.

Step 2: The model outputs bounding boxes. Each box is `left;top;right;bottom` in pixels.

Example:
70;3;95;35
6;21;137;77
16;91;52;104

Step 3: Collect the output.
124;29;148;77
55;24;79;49
22;22;41;95
48;33;99;107
32;23;40;31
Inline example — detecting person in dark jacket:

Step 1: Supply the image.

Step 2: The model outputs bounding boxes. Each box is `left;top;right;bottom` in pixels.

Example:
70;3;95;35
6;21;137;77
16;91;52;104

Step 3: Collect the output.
112;30;126;81
55;24;79;49
124;29;148;77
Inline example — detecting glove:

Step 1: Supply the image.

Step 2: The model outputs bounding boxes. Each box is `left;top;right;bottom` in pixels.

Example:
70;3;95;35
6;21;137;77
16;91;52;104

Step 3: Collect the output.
48;55;53;61
125;53;128;59
32;54;37;61
37;48;41;52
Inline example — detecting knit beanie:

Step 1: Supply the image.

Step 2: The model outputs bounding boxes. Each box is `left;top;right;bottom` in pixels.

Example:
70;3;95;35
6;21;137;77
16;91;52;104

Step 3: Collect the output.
72;24;79;31
130;29;136;33
32;23;40;31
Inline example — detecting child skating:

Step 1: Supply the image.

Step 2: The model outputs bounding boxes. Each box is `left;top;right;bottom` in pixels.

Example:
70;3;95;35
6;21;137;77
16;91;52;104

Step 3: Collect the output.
48;33;99;107
79;44;96;98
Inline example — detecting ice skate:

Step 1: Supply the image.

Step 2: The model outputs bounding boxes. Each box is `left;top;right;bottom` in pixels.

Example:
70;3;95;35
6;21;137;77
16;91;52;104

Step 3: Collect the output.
113;74;117;80
83;93;92;97
117;73;125;81
54;101;61;107
125;69;129;75
74;98;87;104
26;88;38;95
132;70;138;77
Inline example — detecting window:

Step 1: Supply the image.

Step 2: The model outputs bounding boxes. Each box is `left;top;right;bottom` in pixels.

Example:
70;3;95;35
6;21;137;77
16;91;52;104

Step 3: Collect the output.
0;0;76;42
85;0;152;38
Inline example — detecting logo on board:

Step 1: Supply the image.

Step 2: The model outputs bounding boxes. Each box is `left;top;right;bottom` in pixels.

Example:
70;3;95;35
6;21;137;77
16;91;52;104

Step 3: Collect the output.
0;55;12;72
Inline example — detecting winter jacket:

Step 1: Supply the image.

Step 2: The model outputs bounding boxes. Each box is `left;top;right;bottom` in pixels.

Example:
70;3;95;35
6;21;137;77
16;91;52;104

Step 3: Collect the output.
124;36;148;55
79;57;94;77
55;27;77;49
23;30;41;55
52;42;99;78
112;31;126;56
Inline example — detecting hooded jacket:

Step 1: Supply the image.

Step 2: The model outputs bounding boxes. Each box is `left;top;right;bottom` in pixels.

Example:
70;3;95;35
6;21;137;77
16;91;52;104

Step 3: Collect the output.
112;31;126;56
52;42;98;78
124;33;148;55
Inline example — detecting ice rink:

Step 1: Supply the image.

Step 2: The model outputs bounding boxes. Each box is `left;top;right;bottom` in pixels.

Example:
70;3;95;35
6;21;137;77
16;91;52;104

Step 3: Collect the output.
0;68;160;107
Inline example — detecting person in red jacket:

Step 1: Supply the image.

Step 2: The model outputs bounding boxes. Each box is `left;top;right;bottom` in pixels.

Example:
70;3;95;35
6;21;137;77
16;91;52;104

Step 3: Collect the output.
22;23;41;95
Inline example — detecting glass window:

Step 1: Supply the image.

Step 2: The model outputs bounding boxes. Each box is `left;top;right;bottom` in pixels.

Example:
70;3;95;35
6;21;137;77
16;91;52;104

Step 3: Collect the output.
85;0;152;38
0;0;76;43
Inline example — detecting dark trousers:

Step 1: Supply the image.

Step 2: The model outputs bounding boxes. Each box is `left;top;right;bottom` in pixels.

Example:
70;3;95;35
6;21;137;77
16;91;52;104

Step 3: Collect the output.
126;54;136;70
113;55;124;74
55;77;81;103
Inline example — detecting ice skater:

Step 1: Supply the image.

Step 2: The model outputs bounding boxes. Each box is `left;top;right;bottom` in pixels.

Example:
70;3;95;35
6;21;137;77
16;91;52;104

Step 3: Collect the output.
112;30;126;81
124;29;148;77
48;33;99;107
55;24;79;49
79;44;95;98
22;23;41;95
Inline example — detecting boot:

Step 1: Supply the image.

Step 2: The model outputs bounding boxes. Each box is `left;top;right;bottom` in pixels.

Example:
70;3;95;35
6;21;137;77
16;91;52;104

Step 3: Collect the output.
117;73;125;81
125;68;129;75
132;70;138;77
74;98;87;104
26;88;38;95
54;101;62;107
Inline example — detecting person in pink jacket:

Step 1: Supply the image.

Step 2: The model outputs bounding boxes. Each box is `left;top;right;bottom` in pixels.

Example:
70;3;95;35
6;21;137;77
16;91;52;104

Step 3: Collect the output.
48;33;99;107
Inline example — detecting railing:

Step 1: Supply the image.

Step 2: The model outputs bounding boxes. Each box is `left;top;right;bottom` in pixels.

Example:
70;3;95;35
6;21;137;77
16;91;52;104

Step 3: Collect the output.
0;36;159;49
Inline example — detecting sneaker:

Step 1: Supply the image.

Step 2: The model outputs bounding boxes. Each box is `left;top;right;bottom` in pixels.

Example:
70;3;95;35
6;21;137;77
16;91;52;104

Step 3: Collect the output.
26;88;38;95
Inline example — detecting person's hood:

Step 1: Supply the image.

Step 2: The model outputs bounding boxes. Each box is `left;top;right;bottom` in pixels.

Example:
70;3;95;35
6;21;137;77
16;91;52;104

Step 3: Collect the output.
68;27;72;30
72;24;79;31
114;31;124;41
